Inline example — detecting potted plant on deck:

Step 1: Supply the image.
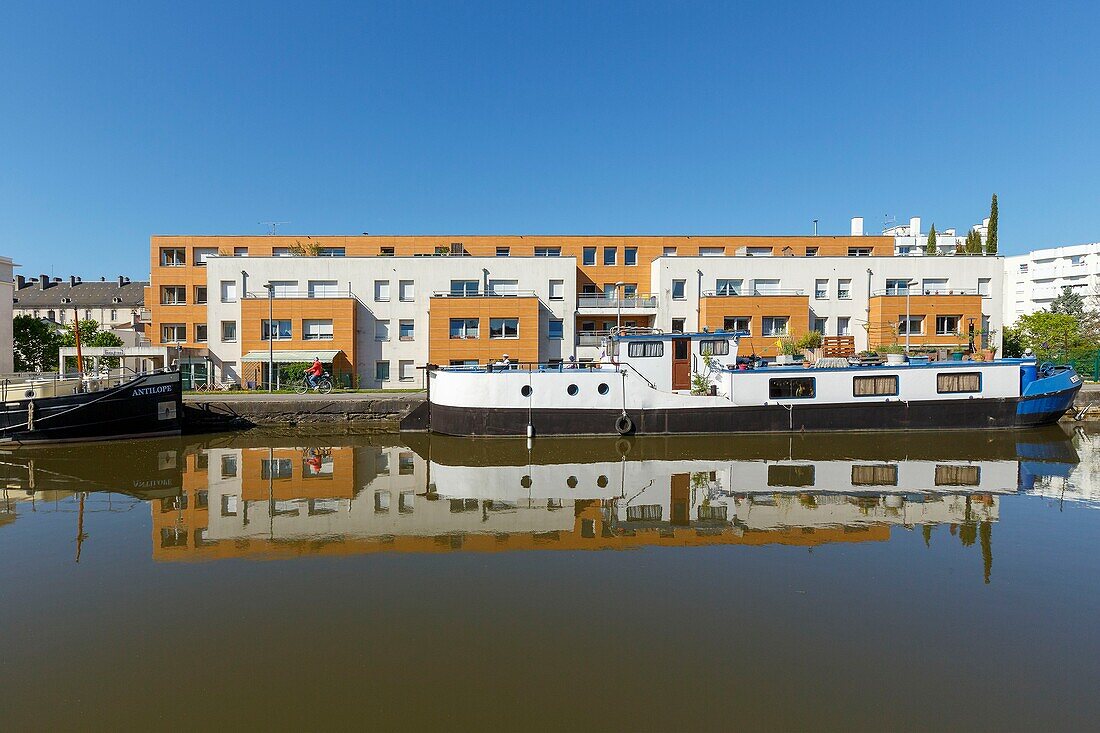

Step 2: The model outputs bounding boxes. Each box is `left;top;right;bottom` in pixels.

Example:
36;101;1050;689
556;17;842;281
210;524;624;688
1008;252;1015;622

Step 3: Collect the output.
882;343;907;364
775;337;801;365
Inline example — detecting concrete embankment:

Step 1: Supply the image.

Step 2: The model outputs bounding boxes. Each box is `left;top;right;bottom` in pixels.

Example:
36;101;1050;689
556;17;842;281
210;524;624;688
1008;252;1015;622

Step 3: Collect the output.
184;392;426;434
1069;383;1100;421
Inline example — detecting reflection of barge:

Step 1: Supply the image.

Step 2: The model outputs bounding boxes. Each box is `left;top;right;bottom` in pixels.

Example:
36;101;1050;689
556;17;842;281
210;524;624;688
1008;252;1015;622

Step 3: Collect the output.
414;331;1081;436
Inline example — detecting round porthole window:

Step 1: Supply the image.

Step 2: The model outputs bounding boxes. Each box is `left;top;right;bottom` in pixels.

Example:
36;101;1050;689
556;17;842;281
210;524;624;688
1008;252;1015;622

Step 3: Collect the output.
567;384;579;396
521;385;532;397
597;475;609;488
567;475;578;489
521;475;532;488
598;383;609;395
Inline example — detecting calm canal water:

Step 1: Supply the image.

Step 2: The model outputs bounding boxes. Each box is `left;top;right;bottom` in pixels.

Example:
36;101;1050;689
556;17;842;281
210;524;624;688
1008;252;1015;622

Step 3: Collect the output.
3;427;1100;730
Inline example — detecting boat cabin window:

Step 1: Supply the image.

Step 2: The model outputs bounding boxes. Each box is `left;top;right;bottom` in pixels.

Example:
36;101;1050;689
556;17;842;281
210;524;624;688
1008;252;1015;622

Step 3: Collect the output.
769;377;815;399
851;464;899;486
935;465;981;486
628;340;664;358
699;339;729;356
937;372;981;393
853;375;899;396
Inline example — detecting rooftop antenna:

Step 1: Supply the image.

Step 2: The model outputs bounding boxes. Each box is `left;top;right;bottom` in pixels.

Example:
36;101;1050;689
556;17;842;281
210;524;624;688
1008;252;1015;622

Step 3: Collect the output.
259;221;290;235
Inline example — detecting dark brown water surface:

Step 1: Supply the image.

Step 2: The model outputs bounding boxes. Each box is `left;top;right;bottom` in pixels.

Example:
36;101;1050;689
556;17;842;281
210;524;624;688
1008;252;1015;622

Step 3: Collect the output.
2;428;1100;731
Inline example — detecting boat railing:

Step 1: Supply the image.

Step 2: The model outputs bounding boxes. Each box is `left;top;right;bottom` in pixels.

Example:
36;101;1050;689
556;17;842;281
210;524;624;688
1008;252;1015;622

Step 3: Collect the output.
0;365;173;401
442;361;616;373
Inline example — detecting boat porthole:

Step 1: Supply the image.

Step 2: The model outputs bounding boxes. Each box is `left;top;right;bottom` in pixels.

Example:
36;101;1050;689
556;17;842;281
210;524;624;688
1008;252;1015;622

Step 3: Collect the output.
521;475;532;488
567;384;579;396
567;476;578;489
521;385;532;397
24;390;35;399
598;383;609;395
597;475;609;488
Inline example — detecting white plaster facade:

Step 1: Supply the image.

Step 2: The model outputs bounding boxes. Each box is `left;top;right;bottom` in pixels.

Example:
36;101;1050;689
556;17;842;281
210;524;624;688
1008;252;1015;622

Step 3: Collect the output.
0;256;14;373
1002;243;1100;325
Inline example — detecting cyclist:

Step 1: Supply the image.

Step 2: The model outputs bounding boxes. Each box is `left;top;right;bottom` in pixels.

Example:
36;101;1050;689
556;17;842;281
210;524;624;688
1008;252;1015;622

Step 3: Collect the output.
305;357;324;389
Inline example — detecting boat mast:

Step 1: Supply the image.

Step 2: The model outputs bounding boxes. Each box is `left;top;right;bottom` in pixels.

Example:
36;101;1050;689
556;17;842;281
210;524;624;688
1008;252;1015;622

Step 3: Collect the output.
72;307;85;382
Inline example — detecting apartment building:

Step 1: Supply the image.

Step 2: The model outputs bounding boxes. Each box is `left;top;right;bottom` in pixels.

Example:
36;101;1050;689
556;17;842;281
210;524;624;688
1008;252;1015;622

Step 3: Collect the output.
1002;243;1100;325
146;223;1003;388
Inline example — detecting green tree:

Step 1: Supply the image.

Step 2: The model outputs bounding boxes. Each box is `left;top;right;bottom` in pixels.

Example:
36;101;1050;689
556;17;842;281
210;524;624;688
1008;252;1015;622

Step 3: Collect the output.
12;315;64;371
1001;326;1024;357
59;320;125;371
1050;286;1087;319
986;194;998;254
964;229;983;254
1013;311;1083;361
925;224;937;255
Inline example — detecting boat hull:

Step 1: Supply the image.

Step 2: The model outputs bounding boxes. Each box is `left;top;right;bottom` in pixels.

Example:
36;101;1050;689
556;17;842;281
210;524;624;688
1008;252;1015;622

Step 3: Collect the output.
426;389;1080;437
0;372;183;444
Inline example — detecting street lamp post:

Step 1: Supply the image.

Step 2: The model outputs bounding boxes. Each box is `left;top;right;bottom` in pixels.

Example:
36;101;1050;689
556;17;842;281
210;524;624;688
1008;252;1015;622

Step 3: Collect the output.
265;283;274;392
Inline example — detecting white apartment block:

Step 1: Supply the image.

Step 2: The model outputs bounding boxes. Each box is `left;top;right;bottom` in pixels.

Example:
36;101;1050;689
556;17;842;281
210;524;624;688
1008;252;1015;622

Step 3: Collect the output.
1002;243;1100;325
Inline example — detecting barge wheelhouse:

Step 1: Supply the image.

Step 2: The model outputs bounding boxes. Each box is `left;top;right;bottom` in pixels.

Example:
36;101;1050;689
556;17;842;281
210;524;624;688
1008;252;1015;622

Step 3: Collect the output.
417;331;1081;437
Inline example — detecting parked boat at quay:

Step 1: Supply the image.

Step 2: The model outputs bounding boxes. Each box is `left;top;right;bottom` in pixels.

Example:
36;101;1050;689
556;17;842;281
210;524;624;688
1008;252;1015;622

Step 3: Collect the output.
413;330;1082;437
0;369;183;445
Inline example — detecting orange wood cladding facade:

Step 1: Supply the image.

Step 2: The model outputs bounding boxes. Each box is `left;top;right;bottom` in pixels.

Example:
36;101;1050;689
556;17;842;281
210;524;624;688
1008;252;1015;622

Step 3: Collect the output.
698;295;811;357
428;296;540;365
239;447;358;501
239;297;357;379
148;234;892;350
867;295;984;349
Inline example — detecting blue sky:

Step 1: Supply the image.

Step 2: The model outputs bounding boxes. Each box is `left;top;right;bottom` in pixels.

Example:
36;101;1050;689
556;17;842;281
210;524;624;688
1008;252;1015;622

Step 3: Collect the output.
2;0;1098;278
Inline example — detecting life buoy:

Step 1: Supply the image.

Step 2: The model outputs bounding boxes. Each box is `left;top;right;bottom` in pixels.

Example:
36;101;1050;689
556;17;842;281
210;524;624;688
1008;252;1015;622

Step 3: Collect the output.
615;414;634;436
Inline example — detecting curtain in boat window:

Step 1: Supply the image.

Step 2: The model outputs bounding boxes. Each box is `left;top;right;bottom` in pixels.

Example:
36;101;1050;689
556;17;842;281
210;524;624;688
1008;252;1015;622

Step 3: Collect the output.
853;375;899;396
937;372;981;393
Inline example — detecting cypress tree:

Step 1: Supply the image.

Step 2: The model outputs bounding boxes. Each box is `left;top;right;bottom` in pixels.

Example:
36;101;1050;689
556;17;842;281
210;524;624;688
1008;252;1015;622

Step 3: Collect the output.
986;194;998;254
925;224;938;255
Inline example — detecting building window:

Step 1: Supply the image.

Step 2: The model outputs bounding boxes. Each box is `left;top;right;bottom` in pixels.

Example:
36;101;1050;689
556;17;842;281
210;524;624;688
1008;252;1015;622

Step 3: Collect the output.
937;372;981;394
723;317;750;334
261;320;292;340
307;280;339;298
399;319;414;341
374;280;390;302
885;279;912;295
582;247;596;266
935;315;961;336
489;318;519;339
549;279;564;300
194;248;218;266
449;318;479;339
603;247;616;265
496;247;510;257
625;247;638;266
806;247;818;257
663;247;677;257
194;323;208;343
853;375;898;397
534;247;561;257
837;279;852;299
548;319;564;340
753;278;780;295
1019;263;1029;273
813;317;826;334
195;286;207;304
109;309;117;321
399;280;414;301
221;455;238;478
318;247;345;257
375;320;390;341
848;247;873;257
701;247;727;256
898;316;924;335
84;309;92;320
815;279;828;299
672;318;685;333
978;278;992;296
162;324;186;342
375;361;390;382
627;341;663;357
450;280;479;296
761;317;789;336
769;377;815;399
272;247;291;257
270;280;298;297
622;284;637;298
380;246;395;256
715;279;742;296
399;360;416;381
233;247;248;257
220;281;237;303
922;278;948;295
221;321;237;342
837;317;851;337
489;279;519;296
303;320;334;340
160;248;185;266
672;280;686;300
161;286;186;305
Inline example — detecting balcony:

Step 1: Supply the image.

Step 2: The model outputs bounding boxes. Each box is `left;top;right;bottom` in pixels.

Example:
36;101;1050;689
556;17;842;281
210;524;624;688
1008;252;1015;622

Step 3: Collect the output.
577;294;658;314
431;290;538;298
576;331;609;347
244;289;355;299
871;288;984;297
701;289;804;297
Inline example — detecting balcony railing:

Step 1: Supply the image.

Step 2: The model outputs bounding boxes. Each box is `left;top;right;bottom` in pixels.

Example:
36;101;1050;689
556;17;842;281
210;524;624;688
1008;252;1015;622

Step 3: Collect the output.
577;294;658;308
243;289;355;299
701;289;804;297
576;331;609;347
431;290;538;298
871;288;983;297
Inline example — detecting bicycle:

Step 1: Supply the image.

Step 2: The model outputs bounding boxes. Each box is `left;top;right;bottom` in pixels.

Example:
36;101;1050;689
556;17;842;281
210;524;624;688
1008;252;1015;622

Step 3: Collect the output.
295;371;333;395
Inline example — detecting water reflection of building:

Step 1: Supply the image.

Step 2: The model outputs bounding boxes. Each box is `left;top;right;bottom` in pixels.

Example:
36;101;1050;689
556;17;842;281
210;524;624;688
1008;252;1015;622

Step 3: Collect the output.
1025;429;1100;507
152;443;1012;562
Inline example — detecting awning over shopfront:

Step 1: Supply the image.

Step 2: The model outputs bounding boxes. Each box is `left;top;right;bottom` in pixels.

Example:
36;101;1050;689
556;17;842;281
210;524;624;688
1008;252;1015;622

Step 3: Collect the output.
241;350;342;363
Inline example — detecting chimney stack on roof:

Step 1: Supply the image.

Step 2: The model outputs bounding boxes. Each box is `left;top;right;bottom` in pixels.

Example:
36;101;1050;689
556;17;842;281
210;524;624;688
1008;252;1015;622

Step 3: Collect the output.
15;275;26;289
117;275;125;287
850;217;864;236
69;275;77;286
39;273;49;290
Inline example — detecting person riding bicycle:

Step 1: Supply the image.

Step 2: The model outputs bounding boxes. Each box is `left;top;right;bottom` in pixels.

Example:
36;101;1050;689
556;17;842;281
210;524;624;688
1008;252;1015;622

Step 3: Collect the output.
306;357;324;388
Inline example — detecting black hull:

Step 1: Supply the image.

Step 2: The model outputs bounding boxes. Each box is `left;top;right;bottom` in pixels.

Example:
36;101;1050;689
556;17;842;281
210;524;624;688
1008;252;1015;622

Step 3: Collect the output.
0;373;183;445
426;395;1073;437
